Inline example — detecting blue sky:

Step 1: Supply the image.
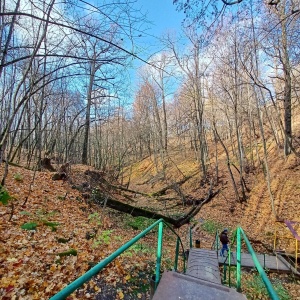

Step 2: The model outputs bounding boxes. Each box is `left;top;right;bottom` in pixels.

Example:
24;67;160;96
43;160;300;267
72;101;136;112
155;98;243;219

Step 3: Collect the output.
139;0;185;36
120;0;186;97
134;0;185;56
126;1;185;81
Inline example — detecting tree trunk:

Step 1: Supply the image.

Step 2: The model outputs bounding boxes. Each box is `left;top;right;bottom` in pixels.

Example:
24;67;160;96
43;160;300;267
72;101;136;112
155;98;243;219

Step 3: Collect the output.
281;10;292;157
213;122;240;202
93;188;219;228
82;58;96;165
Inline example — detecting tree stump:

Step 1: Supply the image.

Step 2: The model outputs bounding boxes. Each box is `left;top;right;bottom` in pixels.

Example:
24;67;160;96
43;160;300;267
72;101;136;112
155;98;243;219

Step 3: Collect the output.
41;158;56;172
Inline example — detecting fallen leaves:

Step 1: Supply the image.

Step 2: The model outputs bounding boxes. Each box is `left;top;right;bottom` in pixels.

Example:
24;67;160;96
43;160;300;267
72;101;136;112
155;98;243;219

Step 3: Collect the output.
0;165;157;299
118;290;124;299
1;162;299;300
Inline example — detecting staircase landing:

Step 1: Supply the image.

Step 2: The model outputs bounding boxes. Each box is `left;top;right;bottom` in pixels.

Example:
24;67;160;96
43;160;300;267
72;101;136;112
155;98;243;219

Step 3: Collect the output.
219;251;291;272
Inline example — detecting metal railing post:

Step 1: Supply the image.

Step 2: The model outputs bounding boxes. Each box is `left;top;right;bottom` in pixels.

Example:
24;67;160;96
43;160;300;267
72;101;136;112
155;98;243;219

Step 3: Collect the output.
236;227;241;292
174;237;180;271
155;221;164;289
223;263;227;283
228;248;231;287
216;231;219;253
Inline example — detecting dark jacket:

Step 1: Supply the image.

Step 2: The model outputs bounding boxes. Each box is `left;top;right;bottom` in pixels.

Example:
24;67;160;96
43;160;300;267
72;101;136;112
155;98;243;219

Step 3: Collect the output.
220;231;229;245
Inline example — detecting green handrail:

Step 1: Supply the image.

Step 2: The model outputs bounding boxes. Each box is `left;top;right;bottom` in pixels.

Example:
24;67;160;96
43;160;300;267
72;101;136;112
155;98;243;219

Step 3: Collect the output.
236;227;241;292
155;222;163;289
238;228;279;300
174;237;180;271
228;247;231;287
222;247;232;285
50;218;186;300
216;230;219;252
221;227;278;299
211;230;219;252
162;221;187;272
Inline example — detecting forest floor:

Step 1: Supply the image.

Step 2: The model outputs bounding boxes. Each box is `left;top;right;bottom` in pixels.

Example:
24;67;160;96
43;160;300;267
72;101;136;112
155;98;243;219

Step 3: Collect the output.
1;148;300;299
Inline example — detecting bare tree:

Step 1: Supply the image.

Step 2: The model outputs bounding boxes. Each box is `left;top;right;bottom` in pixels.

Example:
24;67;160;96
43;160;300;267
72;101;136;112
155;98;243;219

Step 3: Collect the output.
167;28;210;180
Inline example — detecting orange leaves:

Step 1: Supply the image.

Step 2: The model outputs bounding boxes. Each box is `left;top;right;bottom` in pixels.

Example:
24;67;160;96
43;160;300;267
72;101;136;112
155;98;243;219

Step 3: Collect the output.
49;264;57;272
0;164;154;298
1;276;17;289
118;290;124;299
115;259;126;276
102;216;113;229
123;274;131;284
12;259;23;268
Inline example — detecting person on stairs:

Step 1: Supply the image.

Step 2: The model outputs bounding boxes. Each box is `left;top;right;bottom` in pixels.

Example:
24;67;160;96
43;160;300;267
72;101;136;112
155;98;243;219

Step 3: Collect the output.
219;228;229;256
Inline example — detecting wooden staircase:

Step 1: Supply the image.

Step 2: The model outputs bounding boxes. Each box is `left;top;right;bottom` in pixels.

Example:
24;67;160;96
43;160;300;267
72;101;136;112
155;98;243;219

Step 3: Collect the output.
152;249;247;300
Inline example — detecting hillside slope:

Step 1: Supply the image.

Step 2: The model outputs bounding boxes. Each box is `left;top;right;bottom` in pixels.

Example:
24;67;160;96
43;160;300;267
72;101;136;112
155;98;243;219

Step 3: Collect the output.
1;146;300;299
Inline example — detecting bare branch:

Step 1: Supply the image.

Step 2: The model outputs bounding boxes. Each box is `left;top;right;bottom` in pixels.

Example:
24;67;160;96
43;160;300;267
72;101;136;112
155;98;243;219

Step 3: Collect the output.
221;0;243;5
0;12;165;73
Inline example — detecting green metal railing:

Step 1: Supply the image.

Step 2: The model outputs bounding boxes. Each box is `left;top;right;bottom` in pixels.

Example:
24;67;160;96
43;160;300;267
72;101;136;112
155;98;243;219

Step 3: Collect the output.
222;247;232;286
220;227;279;300
237;227;279;299
212;229;220;252
51;220;279;300
50;219;186;300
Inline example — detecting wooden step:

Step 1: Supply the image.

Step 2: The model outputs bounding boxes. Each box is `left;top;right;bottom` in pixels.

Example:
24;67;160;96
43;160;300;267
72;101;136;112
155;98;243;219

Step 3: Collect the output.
186;248;222;284
152;271;247;300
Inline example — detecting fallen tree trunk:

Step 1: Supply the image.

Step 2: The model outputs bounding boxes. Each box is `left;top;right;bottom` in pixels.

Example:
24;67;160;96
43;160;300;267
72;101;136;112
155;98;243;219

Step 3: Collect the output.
94;187;219;228
151;173;196;197
173;189;219;228
107;183;149;197
94;193;178;225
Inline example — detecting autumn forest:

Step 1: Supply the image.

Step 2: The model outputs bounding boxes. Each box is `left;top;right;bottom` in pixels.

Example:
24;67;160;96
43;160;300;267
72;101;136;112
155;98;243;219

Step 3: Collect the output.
1;0;300;299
